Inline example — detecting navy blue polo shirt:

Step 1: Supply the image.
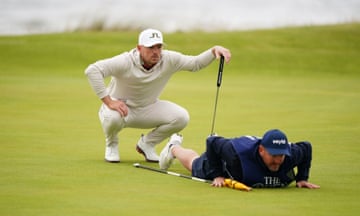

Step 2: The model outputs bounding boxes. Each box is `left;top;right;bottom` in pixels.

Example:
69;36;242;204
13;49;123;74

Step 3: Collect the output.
192;136;312;188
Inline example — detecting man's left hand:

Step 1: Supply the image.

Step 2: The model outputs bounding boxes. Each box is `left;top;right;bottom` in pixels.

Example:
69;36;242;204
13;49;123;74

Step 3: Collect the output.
296;180;320;189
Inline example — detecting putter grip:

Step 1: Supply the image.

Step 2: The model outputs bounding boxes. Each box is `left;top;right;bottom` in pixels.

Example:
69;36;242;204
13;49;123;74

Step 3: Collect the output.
224;179;252;191
217;55;224;87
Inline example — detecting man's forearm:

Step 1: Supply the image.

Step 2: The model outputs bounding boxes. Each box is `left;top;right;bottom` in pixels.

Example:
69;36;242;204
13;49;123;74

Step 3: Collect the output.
85;64;108;99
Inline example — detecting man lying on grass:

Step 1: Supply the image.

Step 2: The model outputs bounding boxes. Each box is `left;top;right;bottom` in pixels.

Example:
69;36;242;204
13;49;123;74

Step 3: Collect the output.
159;129;320;189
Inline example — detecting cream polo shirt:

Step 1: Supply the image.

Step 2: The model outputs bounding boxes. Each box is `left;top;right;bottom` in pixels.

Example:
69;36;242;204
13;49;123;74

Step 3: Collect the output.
85;48;215;107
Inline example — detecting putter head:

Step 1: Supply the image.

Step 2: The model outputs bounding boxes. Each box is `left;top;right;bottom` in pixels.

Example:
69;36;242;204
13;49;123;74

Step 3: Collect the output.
133;163;140;168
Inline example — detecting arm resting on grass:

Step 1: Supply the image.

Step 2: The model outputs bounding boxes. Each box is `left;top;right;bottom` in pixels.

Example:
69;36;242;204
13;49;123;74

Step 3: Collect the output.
291;141;320;189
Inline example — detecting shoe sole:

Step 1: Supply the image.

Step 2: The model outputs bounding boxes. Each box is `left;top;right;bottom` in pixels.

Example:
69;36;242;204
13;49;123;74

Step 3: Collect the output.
159;144;174;170
104;159;120;163
136;145;159;163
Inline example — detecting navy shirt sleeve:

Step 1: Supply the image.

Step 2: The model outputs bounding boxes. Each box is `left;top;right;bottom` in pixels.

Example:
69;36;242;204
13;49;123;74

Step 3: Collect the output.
290;141;313;182
205;136;230;179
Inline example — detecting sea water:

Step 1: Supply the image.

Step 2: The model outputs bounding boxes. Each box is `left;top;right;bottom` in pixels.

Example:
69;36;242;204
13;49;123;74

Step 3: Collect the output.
0;0;359;35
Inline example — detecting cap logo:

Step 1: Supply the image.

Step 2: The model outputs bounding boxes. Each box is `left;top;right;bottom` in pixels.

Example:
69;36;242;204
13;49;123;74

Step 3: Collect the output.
272;139;287;145
150;32;160;39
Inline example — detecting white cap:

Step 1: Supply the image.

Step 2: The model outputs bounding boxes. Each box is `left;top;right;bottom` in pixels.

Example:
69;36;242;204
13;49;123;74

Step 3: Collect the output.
138;28;164;47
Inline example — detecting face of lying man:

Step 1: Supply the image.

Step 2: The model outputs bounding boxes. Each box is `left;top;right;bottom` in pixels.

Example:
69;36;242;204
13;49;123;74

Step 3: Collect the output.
258;145;286;172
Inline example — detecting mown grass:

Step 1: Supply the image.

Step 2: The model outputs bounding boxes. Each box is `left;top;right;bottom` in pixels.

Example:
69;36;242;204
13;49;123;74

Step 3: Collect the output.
1;23;359;216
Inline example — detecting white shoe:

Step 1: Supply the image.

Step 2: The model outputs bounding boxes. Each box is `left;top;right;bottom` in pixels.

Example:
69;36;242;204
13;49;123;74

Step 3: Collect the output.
136;134;160;162
159;134;183;170
105;145;120;163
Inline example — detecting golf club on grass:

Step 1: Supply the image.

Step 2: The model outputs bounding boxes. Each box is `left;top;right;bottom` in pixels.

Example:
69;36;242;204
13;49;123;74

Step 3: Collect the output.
133;163;212;183
133;163;252;191
210;55;225;135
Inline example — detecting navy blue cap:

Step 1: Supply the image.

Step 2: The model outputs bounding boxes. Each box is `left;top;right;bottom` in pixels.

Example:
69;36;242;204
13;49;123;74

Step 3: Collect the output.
261;129;291;156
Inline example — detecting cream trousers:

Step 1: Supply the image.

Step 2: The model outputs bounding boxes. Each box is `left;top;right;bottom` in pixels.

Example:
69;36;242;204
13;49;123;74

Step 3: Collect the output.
98;100;189;148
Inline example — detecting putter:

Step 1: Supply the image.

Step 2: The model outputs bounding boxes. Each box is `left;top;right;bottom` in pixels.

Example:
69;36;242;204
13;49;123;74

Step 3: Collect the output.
210;55;225;135
133;163;212;183
133;163;251;191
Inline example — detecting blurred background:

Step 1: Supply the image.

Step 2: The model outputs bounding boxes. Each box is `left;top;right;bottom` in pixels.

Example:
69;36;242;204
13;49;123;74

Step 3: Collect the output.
1;0;360;35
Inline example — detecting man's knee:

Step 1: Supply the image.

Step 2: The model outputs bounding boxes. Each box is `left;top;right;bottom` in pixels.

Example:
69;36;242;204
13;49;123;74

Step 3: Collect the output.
172;108;190;130
99;105;125;131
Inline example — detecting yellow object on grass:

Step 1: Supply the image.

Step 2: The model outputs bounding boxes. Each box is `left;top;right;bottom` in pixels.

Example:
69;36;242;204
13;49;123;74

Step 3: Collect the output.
224;179;252;191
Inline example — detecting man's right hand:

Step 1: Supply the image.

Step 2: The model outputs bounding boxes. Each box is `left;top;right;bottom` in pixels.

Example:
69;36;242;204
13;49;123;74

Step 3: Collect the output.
101;96;129;117
212;176;225;187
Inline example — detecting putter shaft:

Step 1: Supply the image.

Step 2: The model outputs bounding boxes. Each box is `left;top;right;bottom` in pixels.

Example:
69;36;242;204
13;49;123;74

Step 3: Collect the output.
210;55;225;135
133;163;211;183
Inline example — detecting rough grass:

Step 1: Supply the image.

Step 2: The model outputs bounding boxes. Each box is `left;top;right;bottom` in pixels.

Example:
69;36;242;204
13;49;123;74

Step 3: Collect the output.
0;23;359;216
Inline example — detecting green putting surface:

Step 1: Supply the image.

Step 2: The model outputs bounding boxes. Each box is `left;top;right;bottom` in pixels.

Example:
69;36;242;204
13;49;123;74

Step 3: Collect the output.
1;23;359;215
